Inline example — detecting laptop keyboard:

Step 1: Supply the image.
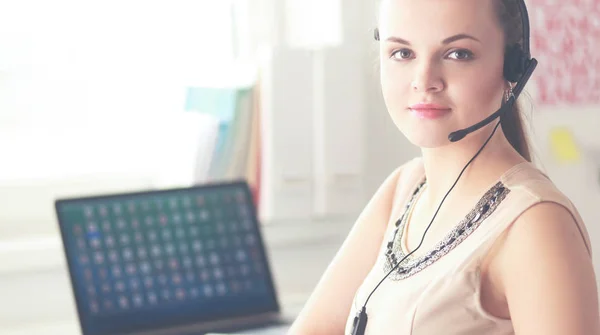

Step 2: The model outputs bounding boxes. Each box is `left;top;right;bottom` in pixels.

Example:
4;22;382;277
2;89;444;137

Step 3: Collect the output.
57;182;283;335
69;189;270;314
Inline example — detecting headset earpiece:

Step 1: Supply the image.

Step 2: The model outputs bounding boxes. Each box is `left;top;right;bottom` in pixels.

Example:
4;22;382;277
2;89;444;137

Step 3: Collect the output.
503;43;528;83
374;28;380;41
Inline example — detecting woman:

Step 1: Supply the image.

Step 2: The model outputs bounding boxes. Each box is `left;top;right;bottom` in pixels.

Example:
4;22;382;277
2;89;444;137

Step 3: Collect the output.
287;0;599;334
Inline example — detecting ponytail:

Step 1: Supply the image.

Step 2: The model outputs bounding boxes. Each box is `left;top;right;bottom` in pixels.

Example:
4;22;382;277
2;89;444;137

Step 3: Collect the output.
500;103;532;162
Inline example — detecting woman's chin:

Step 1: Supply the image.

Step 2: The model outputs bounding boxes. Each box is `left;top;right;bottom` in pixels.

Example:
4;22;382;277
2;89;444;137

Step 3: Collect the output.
401;129;453;149
391;114;457;149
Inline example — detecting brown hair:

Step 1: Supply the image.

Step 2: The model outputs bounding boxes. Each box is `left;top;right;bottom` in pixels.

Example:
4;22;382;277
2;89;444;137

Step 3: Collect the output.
494;0;532;162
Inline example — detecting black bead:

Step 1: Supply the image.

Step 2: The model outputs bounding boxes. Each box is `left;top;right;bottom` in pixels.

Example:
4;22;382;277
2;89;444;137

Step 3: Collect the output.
481;203;490;215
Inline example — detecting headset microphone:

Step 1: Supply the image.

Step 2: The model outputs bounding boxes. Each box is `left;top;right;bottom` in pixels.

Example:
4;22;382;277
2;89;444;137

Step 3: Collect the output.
447;57;538;142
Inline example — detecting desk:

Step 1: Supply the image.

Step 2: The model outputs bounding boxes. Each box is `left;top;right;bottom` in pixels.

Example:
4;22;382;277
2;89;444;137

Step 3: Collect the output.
3;321;80;335
2;304;305;335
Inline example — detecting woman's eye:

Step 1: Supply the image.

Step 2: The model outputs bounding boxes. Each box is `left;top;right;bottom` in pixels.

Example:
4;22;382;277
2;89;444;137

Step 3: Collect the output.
391;49;414;60
447;49;473;60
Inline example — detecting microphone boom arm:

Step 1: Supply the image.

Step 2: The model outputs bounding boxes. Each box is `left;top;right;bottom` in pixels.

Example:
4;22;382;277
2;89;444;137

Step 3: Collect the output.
448;58;538;142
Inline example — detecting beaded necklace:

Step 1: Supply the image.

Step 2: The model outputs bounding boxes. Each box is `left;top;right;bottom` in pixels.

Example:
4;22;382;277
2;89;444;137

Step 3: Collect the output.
382;178;510;281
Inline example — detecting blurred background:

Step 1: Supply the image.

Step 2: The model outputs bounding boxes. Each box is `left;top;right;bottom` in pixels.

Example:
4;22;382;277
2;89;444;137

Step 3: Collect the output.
0;0;598;333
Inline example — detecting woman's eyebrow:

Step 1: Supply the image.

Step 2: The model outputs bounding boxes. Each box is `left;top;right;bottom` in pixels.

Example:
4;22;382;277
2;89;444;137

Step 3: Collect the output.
442;33;481;44
385;36;411;45
385;33;481;45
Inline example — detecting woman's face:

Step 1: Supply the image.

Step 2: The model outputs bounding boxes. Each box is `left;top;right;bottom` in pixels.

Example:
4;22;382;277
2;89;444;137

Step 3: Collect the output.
379;0;507;148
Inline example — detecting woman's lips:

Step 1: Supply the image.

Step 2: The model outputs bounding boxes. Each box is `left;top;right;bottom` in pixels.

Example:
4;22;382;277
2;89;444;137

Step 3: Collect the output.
409;103;451;119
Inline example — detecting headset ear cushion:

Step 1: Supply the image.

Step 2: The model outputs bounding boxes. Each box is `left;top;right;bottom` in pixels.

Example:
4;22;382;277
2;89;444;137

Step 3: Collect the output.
504;44;527;82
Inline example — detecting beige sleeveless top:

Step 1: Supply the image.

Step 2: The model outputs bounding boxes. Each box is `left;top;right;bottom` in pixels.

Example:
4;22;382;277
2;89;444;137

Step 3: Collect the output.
345;158;592;335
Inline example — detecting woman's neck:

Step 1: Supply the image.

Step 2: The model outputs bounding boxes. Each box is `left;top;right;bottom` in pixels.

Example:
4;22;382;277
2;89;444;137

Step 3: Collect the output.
420;125;526;211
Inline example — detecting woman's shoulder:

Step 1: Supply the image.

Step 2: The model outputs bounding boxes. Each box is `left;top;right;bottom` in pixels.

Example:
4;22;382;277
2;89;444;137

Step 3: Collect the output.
482;163;597;333
390;156;425;184
361;157;424;221
375;156;424;193
376;156;425;220
500;161;579;213
495;160;593;258
490;196;598;333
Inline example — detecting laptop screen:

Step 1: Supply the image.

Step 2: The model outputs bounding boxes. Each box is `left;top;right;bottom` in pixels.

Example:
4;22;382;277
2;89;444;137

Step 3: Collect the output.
55;181;280;335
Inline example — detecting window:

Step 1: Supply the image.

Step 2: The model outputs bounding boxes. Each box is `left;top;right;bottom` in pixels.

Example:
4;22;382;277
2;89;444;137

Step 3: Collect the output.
0;0;252;122
0;0;260;238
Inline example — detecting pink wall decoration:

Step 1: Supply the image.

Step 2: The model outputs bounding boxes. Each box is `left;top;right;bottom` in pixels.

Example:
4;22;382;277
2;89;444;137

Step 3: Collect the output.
529;0;600;105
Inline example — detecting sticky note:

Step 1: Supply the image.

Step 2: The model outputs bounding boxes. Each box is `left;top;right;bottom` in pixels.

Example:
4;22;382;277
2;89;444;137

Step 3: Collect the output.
549;127;581;163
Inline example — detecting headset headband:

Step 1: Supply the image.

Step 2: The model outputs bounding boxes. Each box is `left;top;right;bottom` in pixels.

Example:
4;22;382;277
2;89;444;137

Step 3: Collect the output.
374;0;532;59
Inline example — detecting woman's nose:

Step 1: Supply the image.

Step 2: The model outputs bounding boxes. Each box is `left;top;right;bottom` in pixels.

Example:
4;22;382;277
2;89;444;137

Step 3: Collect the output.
411;61;444;93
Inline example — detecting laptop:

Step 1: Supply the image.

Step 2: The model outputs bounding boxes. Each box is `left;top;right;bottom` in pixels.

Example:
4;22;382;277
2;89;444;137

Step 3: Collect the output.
55;180;292;335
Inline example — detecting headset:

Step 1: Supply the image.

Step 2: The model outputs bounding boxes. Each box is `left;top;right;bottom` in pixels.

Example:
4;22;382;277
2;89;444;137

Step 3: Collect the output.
353;1;538;334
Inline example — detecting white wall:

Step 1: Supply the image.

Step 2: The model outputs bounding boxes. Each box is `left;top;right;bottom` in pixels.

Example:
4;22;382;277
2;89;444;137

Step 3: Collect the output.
259;0;372;222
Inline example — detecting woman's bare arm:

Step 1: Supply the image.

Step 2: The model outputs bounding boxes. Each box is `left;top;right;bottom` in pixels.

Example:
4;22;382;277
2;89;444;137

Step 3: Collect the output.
286;165;406;335
496;202;599;334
